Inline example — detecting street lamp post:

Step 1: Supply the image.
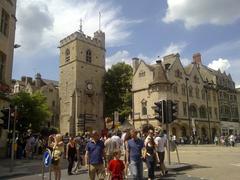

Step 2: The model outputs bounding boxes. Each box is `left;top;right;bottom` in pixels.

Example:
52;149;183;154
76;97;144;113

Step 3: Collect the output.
185;77;191;137
204;84;212;143
10;106;17;172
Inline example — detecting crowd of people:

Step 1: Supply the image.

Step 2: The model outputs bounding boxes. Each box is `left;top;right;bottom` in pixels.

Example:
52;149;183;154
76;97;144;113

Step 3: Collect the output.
7;128;240;180
47;129;168;180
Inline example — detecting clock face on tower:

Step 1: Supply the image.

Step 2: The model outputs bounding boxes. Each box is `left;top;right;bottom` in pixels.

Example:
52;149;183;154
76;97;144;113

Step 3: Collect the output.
87;83;93;90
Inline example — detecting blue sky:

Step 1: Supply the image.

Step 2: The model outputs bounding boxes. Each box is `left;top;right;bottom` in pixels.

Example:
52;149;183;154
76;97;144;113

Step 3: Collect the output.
14;0;240;86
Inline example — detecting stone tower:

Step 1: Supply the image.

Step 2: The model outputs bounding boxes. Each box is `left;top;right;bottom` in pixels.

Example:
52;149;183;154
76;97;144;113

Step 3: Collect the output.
59;29;105;135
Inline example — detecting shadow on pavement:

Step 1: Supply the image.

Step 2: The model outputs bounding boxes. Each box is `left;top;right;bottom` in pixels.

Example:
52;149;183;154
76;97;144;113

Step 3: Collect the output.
191;164;211;169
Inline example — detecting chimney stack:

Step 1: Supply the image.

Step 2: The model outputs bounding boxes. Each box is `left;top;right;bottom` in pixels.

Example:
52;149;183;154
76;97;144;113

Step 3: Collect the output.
193;53;202;64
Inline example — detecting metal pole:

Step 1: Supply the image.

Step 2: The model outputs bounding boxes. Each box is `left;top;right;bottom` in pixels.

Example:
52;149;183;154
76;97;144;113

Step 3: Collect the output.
10;106;17;172
185;78;191;137
163;100;171;165
83;113;86;134
132;92;135;128
205;87;211;143
7;107;11;131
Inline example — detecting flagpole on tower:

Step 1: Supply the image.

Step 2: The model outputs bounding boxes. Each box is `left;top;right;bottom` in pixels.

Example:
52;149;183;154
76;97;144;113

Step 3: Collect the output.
99;12;101;31
79;18;83;33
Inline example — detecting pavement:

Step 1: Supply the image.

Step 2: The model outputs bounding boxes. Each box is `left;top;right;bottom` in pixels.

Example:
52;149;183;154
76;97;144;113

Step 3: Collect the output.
1;144;240;180
0;157;192;180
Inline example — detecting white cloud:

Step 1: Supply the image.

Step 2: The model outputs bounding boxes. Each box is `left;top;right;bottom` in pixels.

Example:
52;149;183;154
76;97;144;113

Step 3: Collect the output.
16;0;141;57
208;58;231;72
148;42;187;64
106;50;131;69
159;42;187;57
163;0;240;29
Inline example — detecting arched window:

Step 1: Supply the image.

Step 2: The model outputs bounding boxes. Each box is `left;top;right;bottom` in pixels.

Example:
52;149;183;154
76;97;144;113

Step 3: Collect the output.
181;84;186;95
195;87;200;98
189;104;198;117
65;48;70;62
189;86;193;97
139;70;145;77
199;106;207;118
173;83;178;94
86;49;92;63
201;89;205;100
142;100;147;115
181;127;187;137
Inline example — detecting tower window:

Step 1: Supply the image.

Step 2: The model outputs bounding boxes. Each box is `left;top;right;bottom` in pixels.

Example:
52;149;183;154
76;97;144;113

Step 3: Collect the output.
86;49;92;63
0;51;6;82
142;101;147;115
65;48;70;62
0;9;10;36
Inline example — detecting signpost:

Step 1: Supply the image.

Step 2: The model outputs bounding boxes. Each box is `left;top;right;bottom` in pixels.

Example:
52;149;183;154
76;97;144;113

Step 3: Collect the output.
42;149;52;180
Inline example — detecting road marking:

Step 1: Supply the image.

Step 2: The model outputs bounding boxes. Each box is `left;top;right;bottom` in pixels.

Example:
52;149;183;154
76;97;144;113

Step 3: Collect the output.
230;163;240;167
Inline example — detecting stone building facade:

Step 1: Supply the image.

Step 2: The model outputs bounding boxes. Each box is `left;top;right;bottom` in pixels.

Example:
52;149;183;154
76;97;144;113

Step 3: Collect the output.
0;0;16;105
132;53;239;141
12;73;60;128
59;29;105;136
0;0;17;157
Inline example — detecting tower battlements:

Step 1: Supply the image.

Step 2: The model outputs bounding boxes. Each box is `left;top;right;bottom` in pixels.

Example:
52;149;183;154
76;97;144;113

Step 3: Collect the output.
59;30;105;49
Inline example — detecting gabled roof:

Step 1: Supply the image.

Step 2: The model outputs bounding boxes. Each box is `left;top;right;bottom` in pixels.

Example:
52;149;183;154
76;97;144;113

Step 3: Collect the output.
42;79;59;87
162;53;179;70
184;63;194;75
151;62;170;84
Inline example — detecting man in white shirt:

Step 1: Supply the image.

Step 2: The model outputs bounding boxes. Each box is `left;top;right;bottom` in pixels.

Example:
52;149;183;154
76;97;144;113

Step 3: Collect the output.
105;133;117;163
155;131;168;175
111;132;122;150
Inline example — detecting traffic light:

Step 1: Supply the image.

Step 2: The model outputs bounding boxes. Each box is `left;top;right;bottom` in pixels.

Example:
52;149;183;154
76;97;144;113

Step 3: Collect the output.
167;100;178;123
0;108;9;129
154;100;166;123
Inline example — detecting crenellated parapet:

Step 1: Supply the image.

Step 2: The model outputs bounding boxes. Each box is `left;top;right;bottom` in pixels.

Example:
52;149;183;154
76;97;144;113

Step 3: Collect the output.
59;30;105;48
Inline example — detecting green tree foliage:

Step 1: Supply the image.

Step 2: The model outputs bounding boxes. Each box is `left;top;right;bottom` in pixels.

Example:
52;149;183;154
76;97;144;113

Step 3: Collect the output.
103;62;133;122
11;91;51;133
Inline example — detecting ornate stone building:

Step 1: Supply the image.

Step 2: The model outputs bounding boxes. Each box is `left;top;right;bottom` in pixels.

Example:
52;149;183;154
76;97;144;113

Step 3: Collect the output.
12;73;60;128
0;0;17;107
132;53;239;141
196;53;239;136
0;0;17;157
59;28;105;135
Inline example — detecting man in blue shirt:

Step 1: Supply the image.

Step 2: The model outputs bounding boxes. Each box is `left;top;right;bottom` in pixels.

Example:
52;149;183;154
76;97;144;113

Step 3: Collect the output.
85;131;105;180
126;129;144;180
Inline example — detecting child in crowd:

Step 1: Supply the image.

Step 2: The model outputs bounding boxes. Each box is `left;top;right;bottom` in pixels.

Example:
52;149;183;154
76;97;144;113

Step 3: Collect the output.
108;151;125;180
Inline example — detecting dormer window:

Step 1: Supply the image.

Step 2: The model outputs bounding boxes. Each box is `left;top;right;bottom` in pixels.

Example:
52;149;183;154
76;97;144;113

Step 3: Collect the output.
139;70;145;77
175;69;182;78
194;75;199;83
86;49;92;63
65;48;70;62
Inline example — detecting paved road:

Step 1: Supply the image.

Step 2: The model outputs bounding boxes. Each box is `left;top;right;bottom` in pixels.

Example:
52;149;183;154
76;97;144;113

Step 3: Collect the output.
11;168;205;180
170;145;240;180
1;145;239;180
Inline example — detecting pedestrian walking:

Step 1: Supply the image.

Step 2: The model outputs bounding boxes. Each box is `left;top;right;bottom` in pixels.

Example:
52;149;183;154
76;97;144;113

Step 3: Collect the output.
108;151;125;180
105;133;117;163
144;129;154;146
111;132;122;151
63;132;69;159
48;134;63;180
126;129;144;180
85;130;105;180
73;136;81;173
66;137;77;175
144;137;158;180
123;131;131;178
155;131;168;176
